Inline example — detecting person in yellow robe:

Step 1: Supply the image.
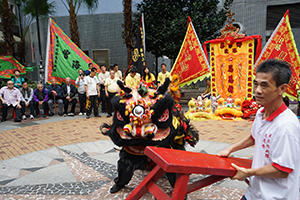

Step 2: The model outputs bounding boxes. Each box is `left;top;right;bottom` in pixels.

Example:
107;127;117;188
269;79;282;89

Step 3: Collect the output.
142;67;155;87
157;63;172;87
125;67;140;89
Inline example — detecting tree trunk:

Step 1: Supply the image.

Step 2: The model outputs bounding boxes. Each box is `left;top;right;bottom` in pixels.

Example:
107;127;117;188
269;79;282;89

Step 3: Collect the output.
69;1;81;48
123;0;133;66
17;37;26;64
1;0;15;55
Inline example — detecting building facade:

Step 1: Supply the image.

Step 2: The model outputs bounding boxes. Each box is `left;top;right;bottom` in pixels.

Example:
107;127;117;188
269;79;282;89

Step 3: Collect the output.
230;0;300;47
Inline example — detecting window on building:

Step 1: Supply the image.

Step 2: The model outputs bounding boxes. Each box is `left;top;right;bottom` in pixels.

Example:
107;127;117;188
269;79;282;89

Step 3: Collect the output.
267;3;300;30
92;49;109;68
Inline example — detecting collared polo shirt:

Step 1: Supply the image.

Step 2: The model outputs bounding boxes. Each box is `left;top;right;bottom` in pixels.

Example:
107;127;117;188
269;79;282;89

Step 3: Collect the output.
105;77;120;93
0;86;22;106
245;103;300;200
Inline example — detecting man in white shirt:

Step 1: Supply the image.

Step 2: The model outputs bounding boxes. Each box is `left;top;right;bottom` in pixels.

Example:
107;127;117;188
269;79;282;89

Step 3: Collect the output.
75;69;86;115
98;64;110;113
113;64;122;80
218;59;300;200
0;80;22;122
85;67;101;119
105;70;120;117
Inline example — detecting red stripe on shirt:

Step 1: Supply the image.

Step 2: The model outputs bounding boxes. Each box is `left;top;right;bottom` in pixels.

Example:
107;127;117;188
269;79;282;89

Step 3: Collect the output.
272;162;293;173
266;103;287;121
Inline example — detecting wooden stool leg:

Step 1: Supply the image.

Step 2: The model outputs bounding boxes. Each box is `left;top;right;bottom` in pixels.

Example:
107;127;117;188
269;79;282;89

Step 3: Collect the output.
13;109;16;119
126;165;165;200
171;174;189;200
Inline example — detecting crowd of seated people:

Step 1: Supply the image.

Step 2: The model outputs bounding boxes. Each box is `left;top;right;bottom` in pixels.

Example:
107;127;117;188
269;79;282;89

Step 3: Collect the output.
0;63;173;122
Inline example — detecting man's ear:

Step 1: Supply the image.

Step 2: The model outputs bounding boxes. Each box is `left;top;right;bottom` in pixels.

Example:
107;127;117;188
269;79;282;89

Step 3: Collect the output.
278;84;288;95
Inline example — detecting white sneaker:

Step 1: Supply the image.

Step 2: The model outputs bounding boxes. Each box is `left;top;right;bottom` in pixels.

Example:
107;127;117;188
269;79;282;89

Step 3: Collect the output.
79;112;83;116
30;115;34;119
68;113;74;116
22;115;27;120
84;113;86;115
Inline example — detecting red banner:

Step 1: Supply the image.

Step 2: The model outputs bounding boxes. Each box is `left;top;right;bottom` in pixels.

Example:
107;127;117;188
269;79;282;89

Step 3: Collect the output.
254;10;300;100
171;19;210;86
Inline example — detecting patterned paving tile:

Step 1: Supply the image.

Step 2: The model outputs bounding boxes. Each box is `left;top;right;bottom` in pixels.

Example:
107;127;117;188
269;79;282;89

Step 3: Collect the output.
58;149;110;182
0;147;248;199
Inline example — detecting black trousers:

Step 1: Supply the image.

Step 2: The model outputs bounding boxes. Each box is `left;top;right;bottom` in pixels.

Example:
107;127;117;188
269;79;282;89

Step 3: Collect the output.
86;95;99;116
2;104;21;120
100;87;106;113
107;92;117;115
63;98;77;114
78;93;86;113
20;101;34;116
33;100;48;116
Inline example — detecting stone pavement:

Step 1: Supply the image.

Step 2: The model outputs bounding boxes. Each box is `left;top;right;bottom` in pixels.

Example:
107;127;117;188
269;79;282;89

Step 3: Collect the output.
0;104;298;199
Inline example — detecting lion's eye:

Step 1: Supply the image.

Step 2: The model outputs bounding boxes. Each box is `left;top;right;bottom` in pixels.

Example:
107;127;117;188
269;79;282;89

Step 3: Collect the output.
133;105;145;117
117;111;123;121
158;109;169;122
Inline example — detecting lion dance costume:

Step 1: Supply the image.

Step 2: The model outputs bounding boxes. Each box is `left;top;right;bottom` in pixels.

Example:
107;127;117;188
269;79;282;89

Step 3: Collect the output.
101;78;198;193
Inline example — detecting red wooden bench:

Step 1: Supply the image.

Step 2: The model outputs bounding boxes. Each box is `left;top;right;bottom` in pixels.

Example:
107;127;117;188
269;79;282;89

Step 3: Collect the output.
126;146;252;200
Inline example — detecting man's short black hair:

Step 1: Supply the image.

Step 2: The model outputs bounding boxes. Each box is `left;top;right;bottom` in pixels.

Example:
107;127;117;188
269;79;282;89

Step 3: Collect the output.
114;64;118;68
130;66;138;73
100;64;106;68
91;67;97;72
161;63;166;67
22;81;28;85
256;59;291;87
88;63;93;66
14;69;20;74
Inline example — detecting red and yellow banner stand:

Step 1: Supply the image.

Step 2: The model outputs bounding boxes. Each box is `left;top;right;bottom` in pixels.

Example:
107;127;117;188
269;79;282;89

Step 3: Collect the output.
203;11;261;100
254;10;300;100
171;17;210;86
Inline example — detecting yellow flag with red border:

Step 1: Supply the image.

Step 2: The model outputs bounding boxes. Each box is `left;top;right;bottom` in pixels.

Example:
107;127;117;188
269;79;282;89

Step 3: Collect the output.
254;10;300;100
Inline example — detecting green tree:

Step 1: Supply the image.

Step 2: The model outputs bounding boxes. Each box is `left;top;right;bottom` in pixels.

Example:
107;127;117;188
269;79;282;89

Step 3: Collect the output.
134;0;233;60
61;0;99;48
123;0;133;66
1;0;15;55
19;0;55;63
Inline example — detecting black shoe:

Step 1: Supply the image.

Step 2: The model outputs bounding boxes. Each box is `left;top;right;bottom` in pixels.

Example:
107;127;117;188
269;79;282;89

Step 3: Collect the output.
35;115;40;118
107;114;112;118
86;116;90;119
48;112;54;117
42;114;46;118
110;184;124;193
14;118;21;122
1;118;5;122
58;112;63;116
95;115;101;117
